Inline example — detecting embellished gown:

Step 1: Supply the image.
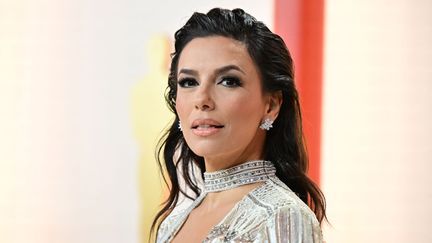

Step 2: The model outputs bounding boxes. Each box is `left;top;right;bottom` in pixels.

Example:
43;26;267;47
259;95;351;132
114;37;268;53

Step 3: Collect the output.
156;161;323;243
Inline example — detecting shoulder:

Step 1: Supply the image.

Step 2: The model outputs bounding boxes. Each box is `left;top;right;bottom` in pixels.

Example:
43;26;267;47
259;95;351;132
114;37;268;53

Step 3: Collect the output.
156;195;203;242
248;176;315;217
247;177;323;242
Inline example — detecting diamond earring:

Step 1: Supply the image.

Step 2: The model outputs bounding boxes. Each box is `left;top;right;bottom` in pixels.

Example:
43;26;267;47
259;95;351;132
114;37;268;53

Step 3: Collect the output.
259;118;273;131
178;121;182;131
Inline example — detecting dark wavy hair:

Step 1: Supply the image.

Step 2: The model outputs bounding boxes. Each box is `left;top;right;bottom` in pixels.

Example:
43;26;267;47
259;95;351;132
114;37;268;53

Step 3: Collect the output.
151;7;326;238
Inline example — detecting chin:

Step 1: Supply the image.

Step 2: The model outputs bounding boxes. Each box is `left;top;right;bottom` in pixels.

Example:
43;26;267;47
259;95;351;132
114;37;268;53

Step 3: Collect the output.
189;147;220;158
187;142;225;158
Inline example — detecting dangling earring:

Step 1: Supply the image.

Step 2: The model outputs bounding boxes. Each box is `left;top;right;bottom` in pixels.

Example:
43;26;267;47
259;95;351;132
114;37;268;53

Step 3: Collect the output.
178;121;182;131
259;118;273;131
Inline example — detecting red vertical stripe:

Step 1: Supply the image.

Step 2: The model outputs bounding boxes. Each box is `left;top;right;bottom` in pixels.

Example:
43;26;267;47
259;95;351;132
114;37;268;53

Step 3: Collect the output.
274;0;325;184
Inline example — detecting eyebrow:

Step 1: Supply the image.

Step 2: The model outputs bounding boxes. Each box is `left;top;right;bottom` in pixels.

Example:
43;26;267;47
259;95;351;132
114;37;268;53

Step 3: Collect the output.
178;64;246;76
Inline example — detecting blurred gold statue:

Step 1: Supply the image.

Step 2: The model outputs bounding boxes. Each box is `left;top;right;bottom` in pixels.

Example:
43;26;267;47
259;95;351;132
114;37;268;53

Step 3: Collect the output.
129;34;171;243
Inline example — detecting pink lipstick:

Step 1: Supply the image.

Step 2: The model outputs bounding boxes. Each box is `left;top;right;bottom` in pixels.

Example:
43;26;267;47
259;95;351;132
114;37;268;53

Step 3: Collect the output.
191;119;224;137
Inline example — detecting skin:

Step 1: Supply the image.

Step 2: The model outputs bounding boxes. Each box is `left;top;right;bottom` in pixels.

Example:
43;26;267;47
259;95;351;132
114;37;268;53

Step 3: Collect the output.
172;36;282;243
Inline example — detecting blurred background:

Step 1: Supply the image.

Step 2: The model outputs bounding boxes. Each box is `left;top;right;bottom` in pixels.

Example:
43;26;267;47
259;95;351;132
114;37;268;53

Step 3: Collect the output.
1;0;431;242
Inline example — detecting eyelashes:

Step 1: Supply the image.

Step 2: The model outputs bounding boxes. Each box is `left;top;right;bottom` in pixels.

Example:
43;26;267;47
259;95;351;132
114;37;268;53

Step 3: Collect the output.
177;78;198;88
177;76;242;88
217;76;242;87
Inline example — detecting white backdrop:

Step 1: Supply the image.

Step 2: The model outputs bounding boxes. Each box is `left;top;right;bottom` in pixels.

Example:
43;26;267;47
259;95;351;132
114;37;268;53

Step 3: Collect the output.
322;1;432;242
2;0;432;242
0;1;272;243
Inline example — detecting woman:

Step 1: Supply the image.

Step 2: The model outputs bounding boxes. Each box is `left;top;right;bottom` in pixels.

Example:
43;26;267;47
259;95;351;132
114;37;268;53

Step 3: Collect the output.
152;8;326;243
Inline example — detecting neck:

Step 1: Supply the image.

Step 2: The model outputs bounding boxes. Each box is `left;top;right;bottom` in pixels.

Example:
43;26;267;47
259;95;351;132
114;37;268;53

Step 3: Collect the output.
203;129;266;172
203;160;276;193
201;160;276;209
203;142;265;172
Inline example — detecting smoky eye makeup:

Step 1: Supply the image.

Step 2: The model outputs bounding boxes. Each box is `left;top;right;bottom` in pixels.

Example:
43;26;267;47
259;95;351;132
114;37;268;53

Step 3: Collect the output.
217;75;243;88
177;77;199;88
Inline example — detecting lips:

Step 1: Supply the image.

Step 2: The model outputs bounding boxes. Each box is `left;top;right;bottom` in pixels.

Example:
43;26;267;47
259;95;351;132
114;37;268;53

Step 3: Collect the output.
191;119;224;129
191;119;224;136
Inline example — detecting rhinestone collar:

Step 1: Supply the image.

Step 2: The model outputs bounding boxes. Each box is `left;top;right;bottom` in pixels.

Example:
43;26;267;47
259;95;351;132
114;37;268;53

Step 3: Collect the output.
203;160;276;193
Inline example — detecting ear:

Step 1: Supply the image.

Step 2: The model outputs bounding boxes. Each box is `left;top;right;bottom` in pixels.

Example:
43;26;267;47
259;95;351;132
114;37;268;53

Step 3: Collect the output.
264;90;283;120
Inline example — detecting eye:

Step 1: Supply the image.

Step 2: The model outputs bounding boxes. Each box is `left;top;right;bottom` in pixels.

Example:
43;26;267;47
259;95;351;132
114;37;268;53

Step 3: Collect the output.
178;78;198;88
218;76;242;87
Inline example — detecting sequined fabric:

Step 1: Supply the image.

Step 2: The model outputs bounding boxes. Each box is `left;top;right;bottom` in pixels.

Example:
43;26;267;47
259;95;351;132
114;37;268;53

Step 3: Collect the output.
156;176;323;243
204;160;276;193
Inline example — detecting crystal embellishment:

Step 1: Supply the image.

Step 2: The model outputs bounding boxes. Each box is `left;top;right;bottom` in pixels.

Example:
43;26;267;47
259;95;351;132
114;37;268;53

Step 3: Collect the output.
259;118;273;130
203;160;276;193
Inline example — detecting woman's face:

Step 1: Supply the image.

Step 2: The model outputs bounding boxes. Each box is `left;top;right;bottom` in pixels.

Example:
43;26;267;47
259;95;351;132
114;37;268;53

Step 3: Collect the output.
175;36;273;169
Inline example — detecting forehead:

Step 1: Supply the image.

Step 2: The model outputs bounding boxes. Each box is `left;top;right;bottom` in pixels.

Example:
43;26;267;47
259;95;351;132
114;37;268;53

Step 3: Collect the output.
177;36;258;75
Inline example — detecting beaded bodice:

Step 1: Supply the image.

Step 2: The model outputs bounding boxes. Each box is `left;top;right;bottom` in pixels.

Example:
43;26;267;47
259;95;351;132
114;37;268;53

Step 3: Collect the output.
156;161;323;243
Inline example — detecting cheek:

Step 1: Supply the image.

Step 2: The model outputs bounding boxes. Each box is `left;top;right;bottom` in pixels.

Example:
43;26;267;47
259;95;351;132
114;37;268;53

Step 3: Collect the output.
175;95;188;119
221;96;264;150
224;94;264;127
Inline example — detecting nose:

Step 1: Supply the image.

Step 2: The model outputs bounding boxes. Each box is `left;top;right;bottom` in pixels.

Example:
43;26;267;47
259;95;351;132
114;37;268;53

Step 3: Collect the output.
194;84;215;111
